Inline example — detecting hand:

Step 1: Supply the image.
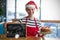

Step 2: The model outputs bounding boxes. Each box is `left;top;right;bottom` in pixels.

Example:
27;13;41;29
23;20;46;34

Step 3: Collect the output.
41;26;49;29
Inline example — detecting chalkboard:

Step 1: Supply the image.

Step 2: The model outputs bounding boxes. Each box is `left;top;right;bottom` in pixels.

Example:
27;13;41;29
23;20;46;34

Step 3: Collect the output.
7;23;26;38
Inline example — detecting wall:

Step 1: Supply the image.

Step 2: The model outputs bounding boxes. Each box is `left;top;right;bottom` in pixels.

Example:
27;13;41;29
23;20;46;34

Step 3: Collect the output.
41;0;60;20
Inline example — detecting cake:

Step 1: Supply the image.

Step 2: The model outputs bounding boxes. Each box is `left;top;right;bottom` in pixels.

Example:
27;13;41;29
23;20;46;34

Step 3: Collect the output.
41;27;51;34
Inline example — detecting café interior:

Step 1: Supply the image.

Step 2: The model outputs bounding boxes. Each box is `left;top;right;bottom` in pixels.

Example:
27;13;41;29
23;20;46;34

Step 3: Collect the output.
0;0;60;40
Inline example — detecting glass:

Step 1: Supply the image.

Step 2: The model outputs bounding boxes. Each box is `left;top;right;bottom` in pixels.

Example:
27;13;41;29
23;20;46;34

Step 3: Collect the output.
16;0;41;20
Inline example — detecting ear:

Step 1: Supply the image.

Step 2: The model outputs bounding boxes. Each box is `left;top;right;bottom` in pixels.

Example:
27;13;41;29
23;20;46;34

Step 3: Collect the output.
25;8;27;11
25;7;28;10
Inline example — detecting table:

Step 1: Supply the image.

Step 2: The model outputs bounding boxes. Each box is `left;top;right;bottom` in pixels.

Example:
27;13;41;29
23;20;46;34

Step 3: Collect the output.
0;34;40;40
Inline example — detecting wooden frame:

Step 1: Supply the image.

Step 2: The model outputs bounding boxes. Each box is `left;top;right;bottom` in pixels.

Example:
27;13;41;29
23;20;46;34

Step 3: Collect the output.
41;20;60;23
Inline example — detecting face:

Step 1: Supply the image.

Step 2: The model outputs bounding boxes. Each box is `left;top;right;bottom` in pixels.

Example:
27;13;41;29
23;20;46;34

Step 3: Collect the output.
26;7;35;17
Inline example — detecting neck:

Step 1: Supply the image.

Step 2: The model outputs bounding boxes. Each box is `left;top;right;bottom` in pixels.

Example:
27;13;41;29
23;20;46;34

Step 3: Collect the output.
27;16;34;20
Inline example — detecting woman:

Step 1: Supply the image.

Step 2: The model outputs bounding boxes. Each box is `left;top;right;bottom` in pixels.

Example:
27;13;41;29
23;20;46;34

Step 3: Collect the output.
20;1;45;38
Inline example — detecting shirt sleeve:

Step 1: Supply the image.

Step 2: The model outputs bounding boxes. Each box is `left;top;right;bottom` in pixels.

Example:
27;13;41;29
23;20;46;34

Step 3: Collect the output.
37;20;41;28
36;20;41;33
19;17;26;23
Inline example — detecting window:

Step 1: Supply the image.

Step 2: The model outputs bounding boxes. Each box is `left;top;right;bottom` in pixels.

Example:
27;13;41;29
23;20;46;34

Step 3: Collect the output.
7;0;15;22
41;0;60;20
16;0;41;19
7;0;41;22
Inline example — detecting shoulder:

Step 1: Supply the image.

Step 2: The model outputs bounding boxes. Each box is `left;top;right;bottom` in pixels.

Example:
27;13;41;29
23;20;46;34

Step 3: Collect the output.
20;17;27;22
35;18;40;21
35;18;41;24
21;17;26;20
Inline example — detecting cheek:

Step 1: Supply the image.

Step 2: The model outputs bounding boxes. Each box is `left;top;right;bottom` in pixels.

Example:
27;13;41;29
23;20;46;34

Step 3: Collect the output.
26;11;29;13
31;11;34;15
32;11;34;13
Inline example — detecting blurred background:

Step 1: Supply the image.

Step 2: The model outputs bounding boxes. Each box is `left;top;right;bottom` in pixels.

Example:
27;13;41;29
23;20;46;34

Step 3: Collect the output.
0;0;60;40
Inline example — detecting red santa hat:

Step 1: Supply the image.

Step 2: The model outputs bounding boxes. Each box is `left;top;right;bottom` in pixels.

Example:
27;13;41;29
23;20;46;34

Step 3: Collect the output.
25;1;38;10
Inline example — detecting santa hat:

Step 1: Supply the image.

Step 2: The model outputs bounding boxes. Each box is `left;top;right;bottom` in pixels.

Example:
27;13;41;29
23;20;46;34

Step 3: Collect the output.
25;1;38;10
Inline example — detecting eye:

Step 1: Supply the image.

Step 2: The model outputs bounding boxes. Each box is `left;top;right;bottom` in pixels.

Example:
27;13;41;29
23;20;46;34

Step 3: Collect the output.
32;9;34;10
32;9;35;11
26;9;30;11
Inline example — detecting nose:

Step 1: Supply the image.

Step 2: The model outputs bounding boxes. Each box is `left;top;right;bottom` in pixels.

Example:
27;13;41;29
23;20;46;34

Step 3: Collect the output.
30;10;32;13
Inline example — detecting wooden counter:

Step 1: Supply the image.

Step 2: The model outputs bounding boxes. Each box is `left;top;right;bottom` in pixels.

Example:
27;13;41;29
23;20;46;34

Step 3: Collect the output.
0;34;40;40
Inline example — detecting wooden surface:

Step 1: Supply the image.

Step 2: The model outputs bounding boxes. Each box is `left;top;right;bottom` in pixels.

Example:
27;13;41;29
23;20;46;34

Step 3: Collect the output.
0;34;40;40
41;20;60;23
4;22;26;28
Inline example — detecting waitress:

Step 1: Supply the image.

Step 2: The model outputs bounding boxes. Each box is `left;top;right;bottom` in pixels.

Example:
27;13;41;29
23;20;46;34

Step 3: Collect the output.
20;1;44;37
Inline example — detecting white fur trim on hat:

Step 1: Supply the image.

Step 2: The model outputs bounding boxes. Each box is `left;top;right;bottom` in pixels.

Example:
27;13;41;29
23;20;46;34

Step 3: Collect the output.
26;5;35;9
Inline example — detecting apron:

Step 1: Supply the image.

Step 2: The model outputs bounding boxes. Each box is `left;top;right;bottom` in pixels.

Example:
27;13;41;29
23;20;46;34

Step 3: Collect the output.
26;17;39;36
